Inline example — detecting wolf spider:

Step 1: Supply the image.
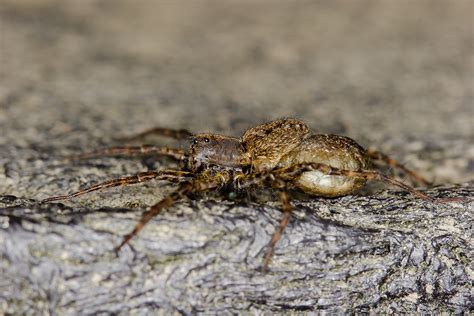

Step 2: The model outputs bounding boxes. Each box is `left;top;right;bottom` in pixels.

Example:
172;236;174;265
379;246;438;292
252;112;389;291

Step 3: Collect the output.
42;118;458;271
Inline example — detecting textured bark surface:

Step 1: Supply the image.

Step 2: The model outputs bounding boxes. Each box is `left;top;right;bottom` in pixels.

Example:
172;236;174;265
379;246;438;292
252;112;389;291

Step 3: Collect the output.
1;186;473;314
0;0;473;314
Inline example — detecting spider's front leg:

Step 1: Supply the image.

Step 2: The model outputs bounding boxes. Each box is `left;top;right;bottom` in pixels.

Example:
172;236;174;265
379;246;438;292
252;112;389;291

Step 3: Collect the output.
41;170;193;203
115;171;229;252
119;127;193;142
67;145;187;162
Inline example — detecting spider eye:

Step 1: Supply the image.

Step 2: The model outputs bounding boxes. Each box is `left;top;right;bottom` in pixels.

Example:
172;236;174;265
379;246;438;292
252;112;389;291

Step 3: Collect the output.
203;137;210;143
192;138;199;145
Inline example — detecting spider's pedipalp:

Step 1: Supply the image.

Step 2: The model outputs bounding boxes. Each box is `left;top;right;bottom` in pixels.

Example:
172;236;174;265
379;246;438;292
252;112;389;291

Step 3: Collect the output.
67;145;187;162
41;170;193;203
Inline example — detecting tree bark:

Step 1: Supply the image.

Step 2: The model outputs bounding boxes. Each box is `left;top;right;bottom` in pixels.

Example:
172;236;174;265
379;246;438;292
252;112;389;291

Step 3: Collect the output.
1;185;472;314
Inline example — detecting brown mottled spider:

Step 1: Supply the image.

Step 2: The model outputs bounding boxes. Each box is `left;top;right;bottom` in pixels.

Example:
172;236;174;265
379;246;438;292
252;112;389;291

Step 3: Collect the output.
41;118;458;271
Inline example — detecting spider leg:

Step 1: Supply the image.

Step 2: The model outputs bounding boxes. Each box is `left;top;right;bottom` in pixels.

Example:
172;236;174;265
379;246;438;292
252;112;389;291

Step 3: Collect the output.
119;127;193;142
115;172;229;252
367;148;431;186
241;163;460;203
236;162;465;271
41;170;193;203
115;181;193;252
67;145;186;161
273;163;434;201
262;190;293;272
236;174;295;271
279;162;464;203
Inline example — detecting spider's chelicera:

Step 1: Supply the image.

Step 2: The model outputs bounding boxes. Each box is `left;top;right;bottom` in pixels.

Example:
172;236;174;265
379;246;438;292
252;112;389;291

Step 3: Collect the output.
42;118;459;271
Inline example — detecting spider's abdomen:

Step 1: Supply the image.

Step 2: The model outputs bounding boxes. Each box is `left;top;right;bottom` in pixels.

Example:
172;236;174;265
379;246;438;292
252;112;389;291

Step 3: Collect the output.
279;134;370;197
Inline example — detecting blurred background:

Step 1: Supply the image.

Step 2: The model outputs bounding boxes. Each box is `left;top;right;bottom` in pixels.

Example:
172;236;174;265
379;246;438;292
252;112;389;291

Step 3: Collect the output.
0;0;473;196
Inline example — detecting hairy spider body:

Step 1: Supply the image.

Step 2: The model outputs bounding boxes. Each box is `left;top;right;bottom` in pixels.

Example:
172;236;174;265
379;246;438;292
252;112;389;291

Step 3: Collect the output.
42;118;460;271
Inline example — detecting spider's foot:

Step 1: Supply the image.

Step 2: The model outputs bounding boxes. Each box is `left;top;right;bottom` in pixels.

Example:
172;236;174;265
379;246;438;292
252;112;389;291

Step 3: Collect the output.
433;196;471;204
114;233;133;253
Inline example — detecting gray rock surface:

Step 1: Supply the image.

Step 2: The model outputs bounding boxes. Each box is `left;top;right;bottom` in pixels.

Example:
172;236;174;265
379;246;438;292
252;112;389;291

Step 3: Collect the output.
0;0;473;314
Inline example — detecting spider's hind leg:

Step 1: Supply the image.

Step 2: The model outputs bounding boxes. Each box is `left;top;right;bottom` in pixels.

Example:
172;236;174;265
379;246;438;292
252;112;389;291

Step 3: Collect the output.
367;148;431;186
280;162;464;203
238;162;465;271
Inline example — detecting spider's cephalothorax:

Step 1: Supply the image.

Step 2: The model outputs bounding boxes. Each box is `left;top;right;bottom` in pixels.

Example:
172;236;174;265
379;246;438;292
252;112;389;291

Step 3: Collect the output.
42;118;460;271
